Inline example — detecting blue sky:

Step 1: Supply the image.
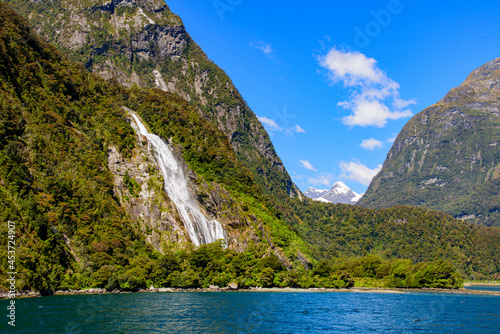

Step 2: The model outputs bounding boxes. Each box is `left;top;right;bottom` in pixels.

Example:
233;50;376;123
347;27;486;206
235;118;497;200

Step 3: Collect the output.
167;0;500;194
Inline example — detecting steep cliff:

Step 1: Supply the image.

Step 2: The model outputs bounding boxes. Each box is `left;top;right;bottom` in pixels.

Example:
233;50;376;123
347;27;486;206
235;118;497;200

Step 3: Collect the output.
0;3;311;291
359;58;500;227
4;0;299;202
108;107;281;255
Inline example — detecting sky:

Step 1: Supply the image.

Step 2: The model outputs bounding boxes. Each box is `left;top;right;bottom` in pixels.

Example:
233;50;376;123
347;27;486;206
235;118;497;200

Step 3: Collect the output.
166;0;500;194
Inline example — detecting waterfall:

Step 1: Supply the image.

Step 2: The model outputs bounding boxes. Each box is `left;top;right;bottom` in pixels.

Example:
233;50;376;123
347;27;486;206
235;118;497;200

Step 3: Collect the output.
129;112;227;246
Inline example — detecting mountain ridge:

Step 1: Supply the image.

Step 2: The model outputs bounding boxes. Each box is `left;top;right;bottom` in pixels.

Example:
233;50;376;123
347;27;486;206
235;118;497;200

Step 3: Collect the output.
2;0;301;203
359;57;500;226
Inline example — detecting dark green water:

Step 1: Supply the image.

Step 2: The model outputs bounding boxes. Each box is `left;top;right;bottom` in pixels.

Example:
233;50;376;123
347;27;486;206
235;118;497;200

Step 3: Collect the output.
1;291;499;333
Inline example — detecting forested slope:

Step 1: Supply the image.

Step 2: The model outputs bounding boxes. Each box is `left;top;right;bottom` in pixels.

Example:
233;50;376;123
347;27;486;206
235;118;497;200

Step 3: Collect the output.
3;0;300;203
0;3;310;292
286;201;500;280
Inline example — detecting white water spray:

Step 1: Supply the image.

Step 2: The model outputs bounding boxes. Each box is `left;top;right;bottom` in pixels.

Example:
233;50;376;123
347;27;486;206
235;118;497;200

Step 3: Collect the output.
130;112;227;246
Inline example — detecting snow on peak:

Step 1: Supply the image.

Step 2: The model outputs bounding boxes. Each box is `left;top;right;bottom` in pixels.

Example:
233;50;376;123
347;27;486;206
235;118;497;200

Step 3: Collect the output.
304;187;329;199
351;192;364;203
331;182;351;195
304;182;362;204
332;181;348;188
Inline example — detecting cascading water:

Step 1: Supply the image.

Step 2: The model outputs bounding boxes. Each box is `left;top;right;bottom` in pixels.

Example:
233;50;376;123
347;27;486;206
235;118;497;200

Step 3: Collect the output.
129;112;227;246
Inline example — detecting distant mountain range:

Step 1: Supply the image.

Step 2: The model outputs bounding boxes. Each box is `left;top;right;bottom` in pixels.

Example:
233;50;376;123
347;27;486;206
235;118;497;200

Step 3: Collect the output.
304;182;363;204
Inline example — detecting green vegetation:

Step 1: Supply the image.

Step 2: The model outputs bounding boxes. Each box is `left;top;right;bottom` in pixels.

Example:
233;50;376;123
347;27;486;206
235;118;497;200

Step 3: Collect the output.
0;2;497;295
0;3;149;292
4;0;299;205
314;256;463;289
285;201;500;280
0;2;310;292
117;247;463;290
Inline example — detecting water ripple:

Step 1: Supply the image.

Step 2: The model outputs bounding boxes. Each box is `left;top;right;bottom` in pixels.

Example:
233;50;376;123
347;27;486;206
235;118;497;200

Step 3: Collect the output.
2;291;499;333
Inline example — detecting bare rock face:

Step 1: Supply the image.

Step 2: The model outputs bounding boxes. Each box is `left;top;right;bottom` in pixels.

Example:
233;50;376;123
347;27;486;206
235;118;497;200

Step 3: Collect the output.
359;58;500;227
107;144;190;253
108;110;268;253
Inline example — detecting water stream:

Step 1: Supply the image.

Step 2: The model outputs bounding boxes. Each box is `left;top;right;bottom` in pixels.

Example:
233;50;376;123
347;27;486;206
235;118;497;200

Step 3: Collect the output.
129;112;226;246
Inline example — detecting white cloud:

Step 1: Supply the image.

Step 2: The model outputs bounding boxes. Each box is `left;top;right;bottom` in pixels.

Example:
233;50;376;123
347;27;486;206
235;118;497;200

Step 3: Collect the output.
250;41;273;57
340;97;413;127
360;138;384;151
340;160;382;186
258;116;280;132
307;172;336;187
319;47;415;127
320;48;382;85
300;160;317;172
294;124;306;133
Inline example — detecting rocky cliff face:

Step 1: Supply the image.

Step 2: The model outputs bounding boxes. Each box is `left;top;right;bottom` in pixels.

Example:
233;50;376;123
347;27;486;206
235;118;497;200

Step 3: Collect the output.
359;58;500;227
6;0;298;202
108;108;294;257
107;143;190;252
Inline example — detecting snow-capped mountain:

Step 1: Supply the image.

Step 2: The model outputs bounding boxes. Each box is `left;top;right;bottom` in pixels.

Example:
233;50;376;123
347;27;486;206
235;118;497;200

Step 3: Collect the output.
303;187;329;199
304;182;363;205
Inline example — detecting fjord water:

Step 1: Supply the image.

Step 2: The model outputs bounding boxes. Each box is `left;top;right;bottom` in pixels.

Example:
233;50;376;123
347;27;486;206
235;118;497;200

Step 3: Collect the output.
465;285;500;293
4;292;499;333
130;113;226;246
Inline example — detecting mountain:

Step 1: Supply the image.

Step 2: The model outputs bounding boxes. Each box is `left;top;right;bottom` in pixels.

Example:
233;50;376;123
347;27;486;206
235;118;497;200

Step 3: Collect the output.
0;3;313;292
303;188;329;200
358;58;500;227
3;0;300;203
304;182;363;204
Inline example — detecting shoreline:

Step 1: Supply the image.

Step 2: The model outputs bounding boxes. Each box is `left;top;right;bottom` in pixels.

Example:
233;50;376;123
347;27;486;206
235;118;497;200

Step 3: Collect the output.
2;286;500;299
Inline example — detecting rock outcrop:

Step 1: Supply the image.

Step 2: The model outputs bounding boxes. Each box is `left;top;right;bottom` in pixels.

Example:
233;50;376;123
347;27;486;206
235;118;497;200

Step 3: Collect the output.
108;143;189;252
108;110;270;253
